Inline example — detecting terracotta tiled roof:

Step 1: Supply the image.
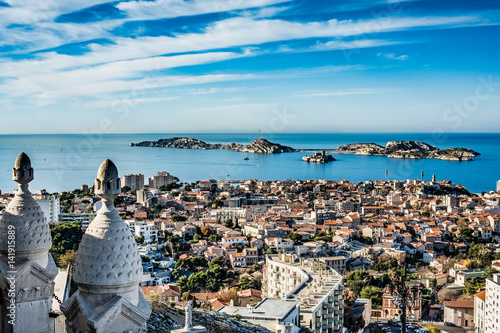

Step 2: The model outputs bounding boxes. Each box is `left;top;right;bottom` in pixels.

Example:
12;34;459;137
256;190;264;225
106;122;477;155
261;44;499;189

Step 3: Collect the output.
474;290;486;302
443;300;474;308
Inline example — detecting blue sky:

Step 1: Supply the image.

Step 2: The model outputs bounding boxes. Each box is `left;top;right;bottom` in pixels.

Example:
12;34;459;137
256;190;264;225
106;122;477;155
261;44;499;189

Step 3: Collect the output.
0;0;499;134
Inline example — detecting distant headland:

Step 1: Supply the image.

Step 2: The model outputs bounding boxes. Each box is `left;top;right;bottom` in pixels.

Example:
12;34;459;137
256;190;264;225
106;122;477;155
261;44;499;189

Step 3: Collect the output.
131;137;480;161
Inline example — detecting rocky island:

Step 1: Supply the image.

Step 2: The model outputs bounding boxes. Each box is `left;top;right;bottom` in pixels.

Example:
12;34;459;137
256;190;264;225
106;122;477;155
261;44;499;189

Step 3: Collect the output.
130;137;297;154
337;141;480;161
302;151;336;163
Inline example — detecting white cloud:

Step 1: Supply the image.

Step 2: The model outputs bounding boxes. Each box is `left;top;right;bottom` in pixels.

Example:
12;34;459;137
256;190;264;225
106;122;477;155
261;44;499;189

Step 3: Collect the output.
295;88;397;97
116;0;290;20
378;52;409;60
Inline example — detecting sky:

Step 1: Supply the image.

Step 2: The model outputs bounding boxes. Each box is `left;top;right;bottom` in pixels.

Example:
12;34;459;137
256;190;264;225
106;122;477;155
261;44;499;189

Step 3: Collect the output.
0;0;499;134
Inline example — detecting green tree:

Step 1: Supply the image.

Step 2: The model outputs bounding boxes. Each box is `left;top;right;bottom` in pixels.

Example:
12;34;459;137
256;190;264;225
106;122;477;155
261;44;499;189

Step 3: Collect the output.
360;286;383;307
224;218;234;228
121;186;131;193
464;276;486;295
50;221;84;267
193;233;200;242
459;227;474;243
346;271;372;297
288;232;302;243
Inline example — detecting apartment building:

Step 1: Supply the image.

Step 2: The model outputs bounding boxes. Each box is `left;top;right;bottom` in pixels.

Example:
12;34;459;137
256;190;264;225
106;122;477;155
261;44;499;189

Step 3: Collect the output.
121;173;144;191
484;274;500;333
263;253;344;333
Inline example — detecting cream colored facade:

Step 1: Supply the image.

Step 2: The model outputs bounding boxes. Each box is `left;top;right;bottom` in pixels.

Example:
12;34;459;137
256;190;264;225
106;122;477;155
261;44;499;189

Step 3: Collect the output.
484;274;500;333
263;253;344;333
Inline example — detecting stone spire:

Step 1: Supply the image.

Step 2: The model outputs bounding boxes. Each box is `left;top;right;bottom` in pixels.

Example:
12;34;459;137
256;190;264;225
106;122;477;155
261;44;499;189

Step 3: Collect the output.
0;153;57;333
61;159;151;333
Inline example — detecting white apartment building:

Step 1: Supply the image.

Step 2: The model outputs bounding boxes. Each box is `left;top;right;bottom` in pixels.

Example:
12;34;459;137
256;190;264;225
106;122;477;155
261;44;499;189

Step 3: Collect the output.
483;274;500;333
263;253;344;333
121;174;144;191
59;212;96;231
475;289;486;333
34;190;60;223
211;207;250;223
134;222;158;243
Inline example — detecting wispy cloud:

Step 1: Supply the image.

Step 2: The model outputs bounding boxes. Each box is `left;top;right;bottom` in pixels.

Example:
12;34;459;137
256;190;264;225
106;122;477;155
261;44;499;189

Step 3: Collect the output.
294;88;397;97
378;52;409;60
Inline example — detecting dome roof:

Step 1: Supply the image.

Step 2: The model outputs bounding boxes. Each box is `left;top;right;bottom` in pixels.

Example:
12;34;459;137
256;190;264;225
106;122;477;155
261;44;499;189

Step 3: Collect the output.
73;213;142;288
73;159;141;291
0;153;51;257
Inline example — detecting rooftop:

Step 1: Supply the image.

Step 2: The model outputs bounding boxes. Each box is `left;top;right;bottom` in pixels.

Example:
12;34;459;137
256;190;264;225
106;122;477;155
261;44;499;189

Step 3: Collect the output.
219;298;298;319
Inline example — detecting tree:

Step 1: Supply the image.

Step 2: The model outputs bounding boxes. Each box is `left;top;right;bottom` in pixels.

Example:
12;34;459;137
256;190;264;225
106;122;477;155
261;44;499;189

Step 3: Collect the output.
193;233;200;242
177;276;189;294
171;213;187;222
459;227;474;243
424;325;441;333
219;287;239;305
135;235;144;244
464;276;485;295
50;221;84;267
121;186;131;193
437;288;461;303
360;286;383;307
288;232;302;243
208;234;218;242
346;271;372;297
224;218;234;228
59;249;77;268
237;276;263;290
201;226;212;237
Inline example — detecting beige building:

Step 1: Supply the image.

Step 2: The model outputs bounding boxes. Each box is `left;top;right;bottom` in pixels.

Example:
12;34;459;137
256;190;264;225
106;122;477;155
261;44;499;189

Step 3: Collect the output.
320;256;347;273
475;289;486;333
149;171;177;188
263;253;344;333
443;300;474;327
121;173;144;191
484;274;500;333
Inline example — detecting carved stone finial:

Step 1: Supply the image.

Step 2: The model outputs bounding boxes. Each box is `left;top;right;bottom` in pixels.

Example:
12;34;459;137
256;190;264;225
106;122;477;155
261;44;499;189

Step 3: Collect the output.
13;152;34;186
95;159;121;210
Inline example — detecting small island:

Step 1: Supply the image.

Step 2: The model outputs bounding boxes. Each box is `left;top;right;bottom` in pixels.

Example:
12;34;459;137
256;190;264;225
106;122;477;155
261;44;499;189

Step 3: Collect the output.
131;138;480;161
131;137;297;154
302;151;336;163
337;141;480;161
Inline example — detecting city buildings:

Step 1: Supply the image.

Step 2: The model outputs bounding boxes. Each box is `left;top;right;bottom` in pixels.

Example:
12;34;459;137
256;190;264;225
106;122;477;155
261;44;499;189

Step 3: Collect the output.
121;173;145;191
34;189;60;223
149;171;177;188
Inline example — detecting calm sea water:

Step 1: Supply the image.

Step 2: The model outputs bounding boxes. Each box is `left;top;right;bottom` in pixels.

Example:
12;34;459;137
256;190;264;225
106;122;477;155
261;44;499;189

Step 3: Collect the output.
0;133;498;194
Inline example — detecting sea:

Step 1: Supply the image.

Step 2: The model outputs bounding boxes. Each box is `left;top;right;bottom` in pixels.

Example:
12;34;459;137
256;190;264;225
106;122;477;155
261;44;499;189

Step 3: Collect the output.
0;133;498;194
